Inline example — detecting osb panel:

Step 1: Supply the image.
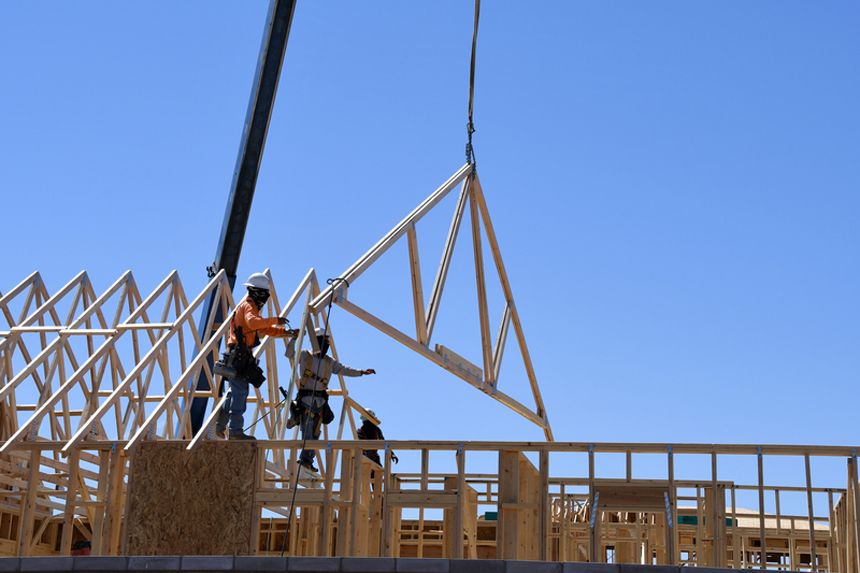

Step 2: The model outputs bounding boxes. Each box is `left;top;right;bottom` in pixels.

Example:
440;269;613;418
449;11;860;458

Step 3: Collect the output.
125;442;257;556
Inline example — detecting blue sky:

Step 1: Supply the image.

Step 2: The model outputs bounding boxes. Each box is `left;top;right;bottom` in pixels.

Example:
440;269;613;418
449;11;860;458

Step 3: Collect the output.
1;0;858;488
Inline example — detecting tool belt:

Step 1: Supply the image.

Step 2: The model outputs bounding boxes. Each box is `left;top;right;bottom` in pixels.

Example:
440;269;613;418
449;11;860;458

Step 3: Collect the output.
293;389;333;425
296;388;329;399
213;327;265;388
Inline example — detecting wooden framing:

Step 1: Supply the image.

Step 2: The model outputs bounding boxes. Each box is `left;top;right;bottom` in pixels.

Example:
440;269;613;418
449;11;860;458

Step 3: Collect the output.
0;266;387;464
0;167;855;567
0;427;855;569
309;165;552;440
0;269;856;568
246;441;849;568
0;162;557;557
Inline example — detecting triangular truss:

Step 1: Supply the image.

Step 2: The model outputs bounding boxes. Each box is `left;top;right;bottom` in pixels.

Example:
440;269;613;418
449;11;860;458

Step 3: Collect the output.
0;269;223;454
312;163;553;440
0;268;388;476
0;164;551;465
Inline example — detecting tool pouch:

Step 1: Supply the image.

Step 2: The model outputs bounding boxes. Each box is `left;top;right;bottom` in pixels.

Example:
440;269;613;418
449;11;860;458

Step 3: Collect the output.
213;350;238;379
232;326;266;388
241;357;265;388
322;402;335;425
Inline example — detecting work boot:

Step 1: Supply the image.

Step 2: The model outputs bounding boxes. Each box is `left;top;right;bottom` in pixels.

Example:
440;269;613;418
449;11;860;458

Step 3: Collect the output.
299;460;319;473
228;432;256;441
214;427;226;440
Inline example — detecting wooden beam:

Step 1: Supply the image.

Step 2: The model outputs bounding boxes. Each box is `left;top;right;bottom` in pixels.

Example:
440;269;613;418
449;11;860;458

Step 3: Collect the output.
381;446;394;557
759;447;767;570
666;446;677;565
385;491;459;508
827;490;838;573
425;179;470;342
848;449;860;571
712;451;725;567
319;443;336;555
349;447;361;557
731;486;740;569
453;446;465;559
806;453;818;572
58;448;80;556
468;175;493;378
434;344;483;387
102;448;125;555
16;450;40;556
89;450;110;555
588;446;599;562
499;449;520;560
406;225;427;346
491;302;512;385
336;298;546;428
539;449;549;561
311;164;473;311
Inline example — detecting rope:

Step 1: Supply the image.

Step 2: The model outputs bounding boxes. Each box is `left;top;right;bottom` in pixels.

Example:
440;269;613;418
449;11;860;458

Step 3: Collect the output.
466;0;480;165
280;277;349;556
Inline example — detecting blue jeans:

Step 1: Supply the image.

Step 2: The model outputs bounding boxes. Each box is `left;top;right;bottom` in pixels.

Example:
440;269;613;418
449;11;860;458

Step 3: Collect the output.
216;377;249;434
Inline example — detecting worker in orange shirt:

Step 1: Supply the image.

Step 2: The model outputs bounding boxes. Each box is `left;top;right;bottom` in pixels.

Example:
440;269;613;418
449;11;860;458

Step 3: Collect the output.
215;272;298;440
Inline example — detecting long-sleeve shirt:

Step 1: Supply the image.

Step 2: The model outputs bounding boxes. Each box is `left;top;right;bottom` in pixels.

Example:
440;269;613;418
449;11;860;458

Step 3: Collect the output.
357;421;385;464
227;297;288;348
297;348;363;391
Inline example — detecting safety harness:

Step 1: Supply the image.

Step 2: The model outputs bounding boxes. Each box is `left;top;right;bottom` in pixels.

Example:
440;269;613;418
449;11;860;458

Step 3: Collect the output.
298;353;332;392
293;353;334;432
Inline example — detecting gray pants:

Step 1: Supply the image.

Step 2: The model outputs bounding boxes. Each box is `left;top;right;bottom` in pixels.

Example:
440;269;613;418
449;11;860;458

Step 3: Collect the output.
298;395;326;464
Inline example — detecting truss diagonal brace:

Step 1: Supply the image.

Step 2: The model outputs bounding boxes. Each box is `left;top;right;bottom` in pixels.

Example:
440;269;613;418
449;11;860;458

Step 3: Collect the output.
311;163;474;312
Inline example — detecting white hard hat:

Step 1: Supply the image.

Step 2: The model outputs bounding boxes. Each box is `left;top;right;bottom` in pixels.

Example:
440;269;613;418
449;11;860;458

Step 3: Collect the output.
360;409;377;422
243;273;271;290
314;327;329;339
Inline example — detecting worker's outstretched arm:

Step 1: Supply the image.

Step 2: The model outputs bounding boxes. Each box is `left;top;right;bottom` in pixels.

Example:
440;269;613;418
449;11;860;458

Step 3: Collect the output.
331;361;376;377
240;301;297;339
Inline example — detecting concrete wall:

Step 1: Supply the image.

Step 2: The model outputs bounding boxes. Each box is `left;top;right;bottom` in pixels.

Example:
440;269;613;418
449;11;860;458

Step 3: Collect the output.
0;557;763;573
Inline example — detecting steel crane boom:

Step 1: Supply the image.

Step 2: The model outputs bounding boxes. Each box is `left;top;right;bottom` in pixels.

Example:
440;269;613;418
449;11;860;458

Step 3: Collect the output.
189;0;297;433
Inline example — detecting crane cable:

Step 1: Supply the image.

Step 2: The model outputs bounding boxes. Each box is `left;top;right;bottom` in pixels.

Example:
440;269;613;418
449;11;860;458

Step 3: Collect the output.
466;0;480;166
275;2;481;553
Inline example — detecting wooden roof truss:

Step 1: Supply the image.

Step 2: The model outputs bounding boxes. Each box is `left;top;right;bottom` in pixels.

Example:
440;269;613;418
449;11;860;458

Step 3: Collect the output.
311;164;552;440
0;268;387;459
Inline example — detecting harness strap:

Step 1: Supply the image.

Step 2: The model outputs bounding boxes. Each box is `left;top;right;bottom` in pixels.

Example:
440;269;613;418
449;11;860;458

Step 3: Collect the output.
296;389;328;398
299;355;331;390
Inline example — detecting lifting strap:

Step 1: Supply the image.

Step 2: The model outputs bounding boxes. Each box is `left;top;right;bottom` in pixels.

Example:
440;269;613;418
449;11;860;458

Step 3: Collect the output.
466;0;480;165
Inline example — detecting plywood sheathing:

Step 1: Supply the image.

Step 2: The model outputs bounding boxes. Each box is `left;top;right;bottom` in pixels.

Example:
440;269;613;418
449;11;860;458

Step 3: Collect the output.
124;442;256;556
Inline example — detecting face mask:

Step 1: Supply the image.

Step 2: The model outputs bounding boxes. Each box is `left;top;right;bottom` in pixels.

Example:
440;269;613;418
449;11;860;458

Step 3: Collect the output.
249;288;270;308
317;336;330;357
